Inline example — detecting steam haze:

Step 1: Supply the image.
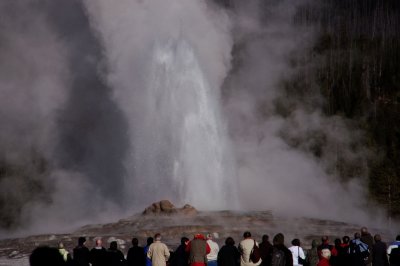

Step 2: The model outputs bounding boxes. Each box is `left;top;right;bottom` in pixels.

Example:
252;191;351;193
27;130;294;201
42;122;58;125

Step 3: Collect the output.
0;0;389;237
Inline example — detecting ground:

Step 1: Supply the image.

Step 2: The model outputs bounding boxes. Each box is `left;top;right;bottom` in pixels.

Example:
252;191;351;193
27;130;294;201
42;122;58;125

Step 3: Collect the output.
0;202;394;266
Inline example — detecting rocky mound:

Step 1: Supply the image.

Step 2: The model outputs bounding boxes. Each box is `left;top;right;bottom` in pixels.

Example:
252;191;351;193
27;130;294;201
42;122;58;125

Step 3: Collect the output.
142;200;197;216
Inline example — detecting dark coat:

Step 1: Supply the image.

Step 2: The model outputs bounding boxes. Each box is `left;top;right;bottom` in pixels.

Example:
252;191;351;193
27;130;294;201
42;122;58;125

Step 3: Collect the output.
336;244;351;266
170;244;189;266
218;245;240;266
90;247;108;266
107;248;126;266
362;233;374;265
127;246;146;266
349;240;368;266
259;241;272;266
73;245;90;266
273;244;292;266
372;241;389;266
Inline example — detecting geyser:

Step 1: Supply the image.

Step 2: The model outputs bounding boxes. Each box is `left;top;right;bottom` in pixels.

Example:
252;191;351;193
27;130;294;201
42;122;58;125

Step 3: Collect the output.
129;39;238;210
1;0;395;237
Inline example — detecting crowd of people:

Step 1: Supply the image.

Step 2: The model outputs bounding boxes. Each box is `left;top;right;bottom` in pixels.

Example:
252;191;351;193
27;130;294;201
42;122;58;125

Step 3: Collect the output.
29;227;400;266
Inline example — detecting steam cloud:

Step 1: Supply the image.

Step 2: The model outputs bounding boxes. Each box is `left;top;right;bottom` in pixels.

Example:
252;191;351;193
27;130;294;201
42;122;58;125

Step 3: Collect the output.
0;0;389;237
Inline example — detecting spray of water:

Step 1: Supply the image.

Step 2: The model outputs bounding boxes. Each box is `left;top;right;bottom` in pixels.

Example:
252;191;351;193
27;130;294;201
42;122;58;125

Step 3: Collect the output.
84;0;237;211
134;39;238;209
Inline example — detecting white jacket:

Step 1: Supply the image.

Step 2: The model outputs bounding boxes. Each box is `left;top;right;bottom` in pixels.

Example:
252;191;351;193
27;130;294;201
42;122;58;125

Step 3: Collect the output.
288;246;306;266
207;240;219;261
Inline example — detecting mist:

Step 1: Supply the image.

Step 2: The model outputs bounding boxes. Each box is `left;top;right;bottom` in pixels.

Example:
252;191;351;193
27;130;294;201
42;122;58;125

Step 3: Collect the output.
0;0;391;238
221;0;378;222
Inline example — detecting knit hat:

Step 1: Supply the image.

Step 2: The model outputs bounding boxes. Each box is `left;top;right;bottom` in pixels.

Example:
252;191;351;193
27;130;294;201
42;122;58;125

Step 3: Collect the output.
194;234;205;240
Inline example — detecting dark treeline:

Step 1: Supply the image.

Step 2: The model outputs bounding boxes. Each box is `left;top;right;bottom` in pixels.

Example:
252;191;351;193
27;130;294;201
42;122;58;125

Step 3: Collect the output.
291;0;400;217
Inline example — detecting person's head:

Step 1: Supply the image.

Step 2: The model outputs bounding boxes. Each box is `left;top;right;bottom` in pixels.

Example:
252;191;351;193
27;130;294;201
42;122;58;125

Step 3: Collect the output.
321;236;329;244
321;248;331;259
30;246;66;266
58;242;65;249
396;235;400;241
225;237;235;246
207;233;213;240
95;238;103;247
361;227;369;235
374;234;382;242
78;237;86;246
334;238;341;247
132;238;139;246
354;232;361;239
154;233;162;241
181;237;189;245
311;240;318;248
273;233;284;246
243;231;251;239
147;237;154;246
262;235;269;243
291;239;300;246
342;236;350;244
110;241;118;250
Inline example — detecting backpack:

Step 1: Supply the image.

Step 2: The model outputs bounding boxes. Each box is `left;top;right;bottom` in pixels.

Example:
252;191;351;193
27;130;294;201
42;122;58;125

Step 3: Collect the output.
390;246;400;265
357;241;370;261
250;240;261;263
270;247;285;266
350;239;369;261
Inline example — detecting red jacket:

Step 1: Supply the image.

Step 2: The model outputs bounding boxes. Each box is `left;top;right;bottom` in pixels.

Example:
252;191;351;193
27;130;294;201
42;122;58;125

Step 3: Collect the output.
317;258;330;266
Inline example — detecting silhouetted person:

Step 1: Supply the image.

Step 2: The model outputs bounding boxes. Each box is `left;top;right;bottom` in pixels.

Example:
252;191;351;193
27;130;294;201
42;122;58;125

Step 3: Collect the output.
144;237;154;266
317;249;331;266
349;233;369;266
58;242;72;263
127;238;146;266
30;246;66;266
306;240;319;266
271;233;292;266
218;237;240;266
207;234;220;266
338;236;351;266
329;238;341;266
107;240;126;266
170;237;190;266
388;235;400;266
259;235;272;266
90;238;108;266
186;233;210;266
288;239;305;266
361;227;374;266
73;237;90;266
317;236;333;259
238;231;261;266
372;234;389;266
147;233;170;266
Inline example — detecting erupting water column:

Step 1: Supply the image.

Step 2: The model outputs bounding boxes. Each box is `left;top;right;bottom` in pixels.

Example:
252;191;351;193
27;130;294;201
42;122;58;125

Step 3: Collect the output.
134;39;238;210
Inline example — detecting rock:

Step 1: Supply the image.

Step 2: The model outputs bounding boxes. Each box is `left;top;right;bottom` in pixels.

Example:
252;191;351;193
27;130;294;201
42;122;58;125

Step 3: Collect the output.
180;204;197;215
8;250;19;258
160;200;175;212
142;200;197;216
